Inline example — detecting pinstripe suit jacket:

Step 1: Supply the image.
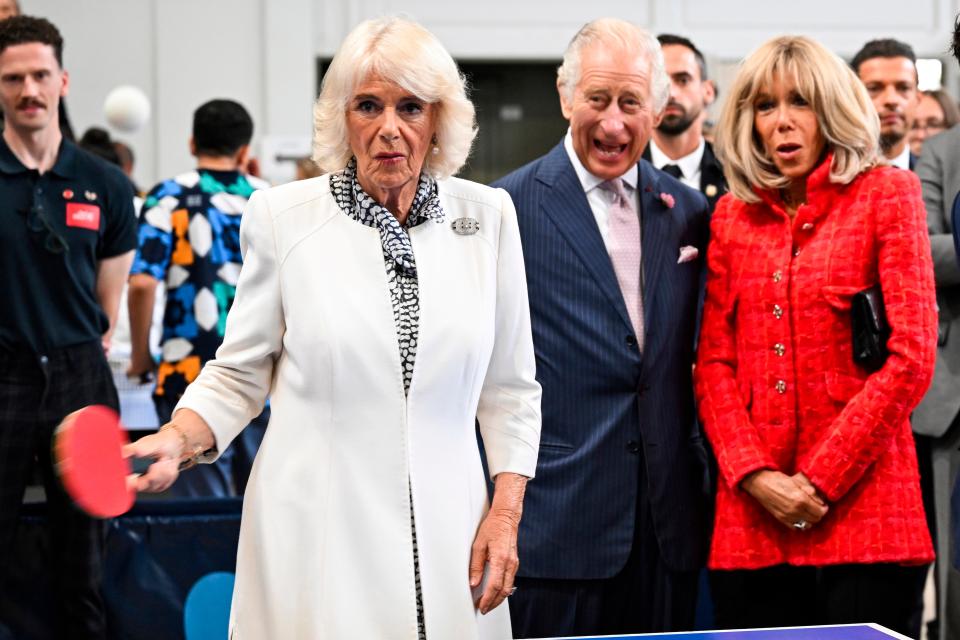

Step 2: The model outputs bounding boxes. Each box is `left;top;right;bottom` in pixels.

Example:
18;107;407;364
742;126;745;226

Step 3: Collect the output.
493;142;712;577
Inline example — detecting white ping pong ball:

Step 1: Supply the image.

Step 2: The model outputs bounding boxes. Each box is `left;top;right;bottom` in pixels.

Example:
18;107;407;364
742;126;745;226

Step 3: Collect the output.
103;85;151;133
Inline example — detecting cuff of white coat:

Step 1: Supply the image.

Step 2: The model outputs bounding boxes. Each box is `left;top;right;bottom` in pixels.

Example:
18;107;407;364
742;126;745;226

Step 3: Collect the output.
485;441;539;480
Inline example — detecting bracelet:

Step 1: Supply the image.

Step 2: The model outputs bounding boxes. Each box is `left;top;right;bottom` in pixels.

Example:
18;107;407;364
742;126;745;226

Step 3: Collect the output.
159;422;204;471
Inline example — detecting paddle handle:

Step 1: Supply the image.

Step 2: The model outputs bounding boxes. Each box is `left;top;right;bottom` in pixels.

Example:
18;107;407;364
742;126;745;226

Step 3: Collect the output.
129;456;154;475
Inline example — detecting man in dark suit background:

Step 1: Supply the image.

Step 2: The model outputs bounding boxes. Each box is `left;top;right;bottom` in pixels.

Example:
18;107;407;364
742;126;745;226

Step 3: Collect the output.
852;39;921;170
493;18;712;638
643;34;726;211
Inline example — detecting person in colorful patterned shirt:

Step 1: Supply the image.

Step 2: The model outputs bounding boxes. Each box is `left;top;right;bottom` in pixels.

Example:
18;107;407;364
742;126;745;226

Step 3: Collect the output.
127;98;269;497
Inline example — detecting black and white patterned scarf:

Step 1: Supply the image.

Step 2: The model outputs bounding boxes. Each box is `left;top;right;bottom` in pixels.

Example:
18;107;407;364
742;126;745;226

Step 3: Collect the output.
331;159;444;393
331;159;444;640
331;158;444;278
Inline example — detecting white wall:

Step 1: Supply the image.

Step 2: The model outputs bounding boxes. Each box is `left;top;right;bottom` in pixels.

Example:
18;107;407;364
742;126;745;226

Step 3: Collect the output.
28;0;313;189
22;0;960;186
316;0;959;59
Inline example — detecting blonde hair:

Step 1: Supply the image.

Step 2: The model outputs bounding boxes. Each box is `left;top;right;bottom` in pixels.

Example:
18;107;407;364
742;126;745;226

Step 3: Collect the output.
715;35;880;202
557;18;669;113
312;17;476;179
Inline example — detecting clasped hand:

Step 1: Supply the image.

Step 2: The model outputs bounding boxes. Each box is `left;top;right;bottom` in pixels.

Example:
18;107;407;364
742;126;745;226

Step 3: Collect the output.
741;469;828;531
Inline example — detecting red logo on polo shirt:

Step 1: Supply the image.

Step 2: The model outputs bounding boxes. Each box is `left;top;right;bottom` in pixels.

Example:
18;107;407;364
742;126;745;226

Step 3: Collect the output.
66;202;100;230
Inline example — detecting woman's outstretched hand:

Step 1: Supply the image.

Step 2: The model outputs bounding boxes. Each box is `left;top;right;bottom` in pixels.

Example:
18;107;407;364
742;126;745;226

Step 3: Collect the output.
123;427;184;493
122;408;215;494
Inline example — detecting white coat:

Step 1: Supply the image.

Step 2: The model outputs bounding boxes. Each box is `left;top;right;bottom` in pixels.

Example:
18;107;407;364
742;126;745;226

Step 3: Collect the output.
177;174;542;640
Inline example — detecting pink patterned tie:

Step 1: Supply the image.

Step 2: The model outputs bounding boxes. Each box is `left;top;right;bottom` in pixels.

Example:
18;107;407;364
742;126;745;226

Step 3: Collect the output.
602;179;644;350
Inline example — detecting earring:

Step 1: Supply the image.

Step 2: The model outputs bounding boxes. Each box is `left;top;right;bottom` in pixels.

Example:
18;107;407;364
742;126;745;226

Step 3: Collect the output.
432;145;440;155
431;135;439;155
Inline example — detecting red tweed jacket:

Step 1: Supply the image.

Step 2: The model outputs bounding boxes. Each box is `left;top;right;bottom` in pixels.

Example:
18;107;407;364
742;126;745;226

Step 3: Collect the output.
694;156;937;569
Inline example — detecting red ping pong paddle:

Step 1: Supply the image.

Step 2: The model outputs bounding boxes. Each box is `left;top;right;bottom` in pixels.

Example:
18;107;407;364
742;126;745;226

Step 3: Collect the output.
53;405;136;518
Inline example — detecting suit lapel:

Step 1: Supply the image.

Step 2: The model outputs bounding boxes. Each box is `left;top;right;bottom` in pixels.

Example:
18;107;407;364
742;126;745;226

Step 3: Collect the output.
535;144;633;332
639;160;674;360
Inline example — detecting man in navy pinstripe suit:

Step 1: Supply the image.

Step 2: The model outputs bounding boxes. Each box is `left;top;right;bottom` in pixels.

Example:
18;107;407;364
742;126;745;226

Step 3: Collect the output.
493;18;712;638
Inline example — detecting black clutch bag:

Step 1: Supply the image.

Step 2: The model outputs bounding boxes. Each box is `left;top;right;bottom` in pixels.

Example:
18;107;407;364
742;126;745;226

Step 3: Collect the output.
851;284;890;372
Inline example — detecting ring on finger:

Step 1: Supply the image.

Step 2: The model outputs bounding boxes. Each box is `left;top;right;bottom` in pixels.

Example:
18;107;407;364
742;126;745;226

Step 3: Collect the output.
793;519;809;530
507;587;518;596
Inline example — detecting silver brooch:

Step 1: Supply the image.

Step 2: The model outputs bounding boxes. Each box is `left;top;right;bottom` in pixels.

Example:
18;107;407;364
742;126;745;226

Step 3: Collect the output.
451;217;479;235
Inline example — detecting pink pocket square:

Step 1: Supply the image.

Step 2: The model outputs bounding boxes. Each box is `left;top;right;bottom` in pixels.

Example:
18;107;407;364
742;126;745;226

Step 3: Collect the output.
677;246;699;264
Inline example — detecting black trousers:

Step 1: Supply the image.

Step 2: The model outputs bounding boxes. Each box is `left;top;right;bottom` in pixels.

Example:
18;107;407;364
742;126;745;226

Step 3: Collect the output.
0;342;117;640
711;562;930;639
509;446;699;638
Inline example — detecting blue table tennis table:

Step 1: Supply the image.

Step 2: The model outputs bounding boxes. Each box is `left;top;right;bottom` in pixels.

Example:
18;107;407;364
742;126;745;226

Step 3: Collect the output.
542;624;909;640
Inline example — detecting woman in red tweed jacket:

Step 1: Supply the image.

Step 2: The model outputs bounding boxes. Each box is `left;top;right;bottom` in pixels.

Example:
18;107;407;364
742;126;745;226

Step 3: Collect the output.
694;35;937;636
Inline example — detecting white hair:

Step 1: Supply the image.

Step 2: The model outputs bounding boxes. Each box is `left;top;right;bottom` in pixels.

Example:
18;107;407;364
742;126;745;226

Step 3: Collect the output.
312;16;477;179
557;18;670;113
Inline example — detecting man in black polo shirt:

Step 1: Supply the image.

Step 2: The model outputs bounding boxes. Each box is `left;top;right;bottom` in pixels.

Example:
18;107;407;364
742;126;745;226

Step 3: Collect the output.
0;16;135;639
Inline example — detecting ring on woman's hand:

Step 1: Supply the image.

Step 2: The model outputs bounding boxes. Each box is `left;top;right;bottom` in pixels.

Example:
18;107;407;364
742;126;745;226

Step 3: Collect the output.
508;587;518;596
793;520;809;530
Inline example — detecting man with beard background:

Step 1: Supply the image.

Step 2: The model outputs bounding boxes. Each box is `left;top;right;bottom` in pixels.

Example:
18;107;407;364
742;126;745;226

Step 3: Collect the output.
852;39;921;170
643;34;726;211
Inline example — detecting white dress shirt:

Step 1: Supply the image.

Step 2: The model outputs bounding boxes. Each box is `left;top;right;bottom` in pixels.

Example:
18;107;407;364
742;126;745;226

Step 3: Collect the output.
890;144;911;170
648;137;704;191
563;129;639;251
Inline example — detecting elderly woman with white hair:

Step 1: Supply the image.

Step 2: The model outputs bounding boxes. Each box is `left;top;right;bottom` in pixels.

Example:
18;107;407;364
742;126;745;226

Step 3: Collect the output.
127;16;541;640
